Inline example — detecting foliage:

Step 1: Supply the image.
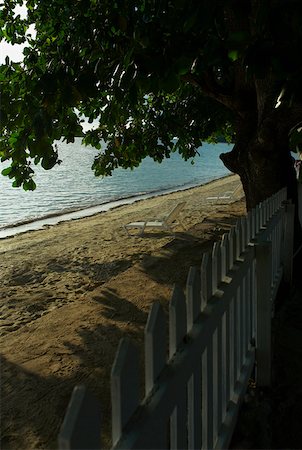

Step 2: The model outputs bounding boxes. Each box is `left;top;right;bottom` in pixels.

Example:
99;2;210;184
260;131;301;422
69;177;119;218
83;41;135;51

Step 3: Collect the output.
1;0;302;191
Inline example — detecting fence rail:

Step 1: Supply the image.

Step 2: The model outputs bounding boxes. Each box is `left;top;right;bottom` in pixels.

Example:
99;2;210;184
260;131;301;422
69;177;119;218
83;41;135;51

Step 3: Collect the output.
58;187;293;450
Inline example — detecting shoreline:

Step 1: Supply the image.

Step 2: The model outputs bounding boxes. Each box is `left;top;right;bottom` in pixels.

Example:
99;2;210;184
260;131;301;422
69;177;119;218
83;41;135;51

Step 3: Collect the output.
0;174;233;240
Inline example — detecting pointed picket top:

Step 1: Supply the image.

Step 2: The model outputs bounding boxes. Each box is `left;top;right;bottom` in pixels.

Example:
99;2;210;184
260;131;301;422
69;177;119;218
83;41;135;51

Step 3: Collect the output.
169;284;187;359
235;220;242;259
228;227;235;268
58;385;102;450
186;266;201;331
240;217;248;250
275;190;280;209
268;197;272;220
250;208;256;239
111;338;140;445
201;252;212;310
271;193;276;215
258;202;263;228
212;241;222;294
255;204;260;234
264;198;269;223
246;211;252;244
221;233;229;279
145;302;167;396
268;196;273;219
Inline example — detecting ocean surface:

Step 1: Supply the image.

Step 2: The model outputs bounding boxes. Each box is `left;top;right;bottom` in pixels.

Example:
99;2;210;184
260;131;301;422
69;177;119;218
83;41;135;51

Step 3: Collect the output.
0;139;232;234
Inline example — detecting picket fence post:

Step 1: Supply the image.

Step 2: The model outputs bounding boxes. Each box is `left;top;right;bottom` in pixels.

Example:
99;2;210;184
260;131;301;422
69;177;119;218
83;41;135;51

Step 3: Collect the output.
111;339;140;446
58;385;101;449
255;241;273;386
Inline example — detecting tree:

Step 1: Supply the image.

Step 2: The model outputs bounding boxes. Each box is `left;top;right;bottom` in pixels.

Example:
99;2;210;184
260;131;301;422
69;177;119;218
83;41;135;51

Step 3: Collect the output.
1;0;302;216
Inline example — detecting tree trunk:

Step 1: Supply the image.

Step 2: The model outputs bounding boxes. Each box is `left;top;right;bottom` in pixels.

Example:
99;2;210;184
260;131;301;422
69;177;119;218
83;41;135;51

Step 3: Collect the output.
220;116;302;248
220;119;298;211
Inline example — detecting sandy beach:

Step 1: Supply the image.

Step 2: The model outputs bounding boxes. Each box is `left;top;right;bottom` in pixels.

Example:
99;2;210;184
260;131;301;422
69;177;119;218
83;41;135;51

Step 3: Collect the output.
0;174;246;449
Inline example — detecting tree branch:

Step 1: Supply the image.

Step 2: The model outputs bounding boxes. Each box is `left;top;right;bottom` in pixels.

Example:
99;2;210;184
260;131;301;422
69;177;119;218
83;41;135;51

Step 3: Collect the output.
182;70;247;118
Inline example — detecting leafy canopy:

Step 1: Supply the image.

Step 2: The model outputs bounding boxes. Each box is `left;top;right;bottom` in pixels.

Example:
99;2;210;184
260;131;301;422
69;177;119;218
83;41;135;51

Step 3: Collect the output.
1;0;302;189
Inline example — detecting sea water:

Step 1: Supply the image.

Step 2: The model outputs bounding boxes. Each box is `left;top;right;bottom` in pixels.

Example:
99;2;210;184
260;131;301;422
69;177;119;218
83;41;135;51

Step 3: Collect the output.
0;139;232;230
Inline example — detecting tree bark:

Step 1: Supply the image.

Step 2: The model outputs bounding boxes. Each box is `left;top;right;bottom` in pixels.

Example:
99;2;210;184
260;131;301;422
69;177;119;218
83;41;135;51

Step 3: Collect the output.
220;115;302;248
220;116;298;209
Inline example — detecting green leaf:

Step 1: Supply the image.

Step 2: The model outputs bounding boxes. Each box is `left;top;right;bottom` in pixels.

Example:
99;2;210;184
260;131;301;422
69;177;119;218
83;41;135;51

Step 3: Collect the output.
23;179;36;191
1;166;12;176
12;179;22;188
41;155;58;170
228;50;239;62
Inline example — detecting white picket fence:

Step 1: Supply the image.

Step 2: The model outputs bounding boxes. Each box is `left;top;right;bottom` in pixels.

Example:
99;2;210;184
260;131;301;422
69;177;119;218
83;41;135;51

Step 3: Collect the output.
58;188;295;450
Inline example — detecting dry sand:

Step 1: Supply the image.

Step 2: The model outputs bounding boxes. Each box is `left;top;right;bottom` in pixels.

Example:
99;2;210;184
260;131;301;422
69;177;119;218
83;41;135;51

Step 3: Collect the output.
0;174;246;449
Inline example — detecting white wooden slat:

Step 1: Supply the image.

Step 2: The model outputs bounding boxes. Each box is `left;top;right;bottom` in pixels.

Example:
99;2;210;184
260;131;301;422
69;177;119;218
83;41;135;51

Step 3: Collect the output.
58;385;101;450
228;227;235;268
240;218;245;254
278;190;282;206
247;269;252;350
235;220;241;259
272;195;276;215
212;241;222;294
251;208;256;239
260;202;265;227
269;196;274;218
252;258;257;343
221;233;229;279
267;198;271;221
201;252;212;310
247;266;252;350
230;297;236;396
278;191;282;208
221;311;228;419
255;205;260;234
241;217;247;250
246;212;252;245
226;303;232;403
111;338;140;446
255;242;273;386
218;321;224;426
273;227;277;277
263;200;268;225
235;286;241;381
169;284;187;358
145;302;166;396
277;217;282;267
202;340;214;450
213;325;223;443
240;279;246;365
275;191;280;211
188;363;202;450
170;391;187;450
267;198;271;220
258;203;262;229
213;328;218;443
262;200;267;224
277;191;281;210
267;199;271;221
259;203;263;231
186;266;201;331
274;191;281;212
243;275;248;359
